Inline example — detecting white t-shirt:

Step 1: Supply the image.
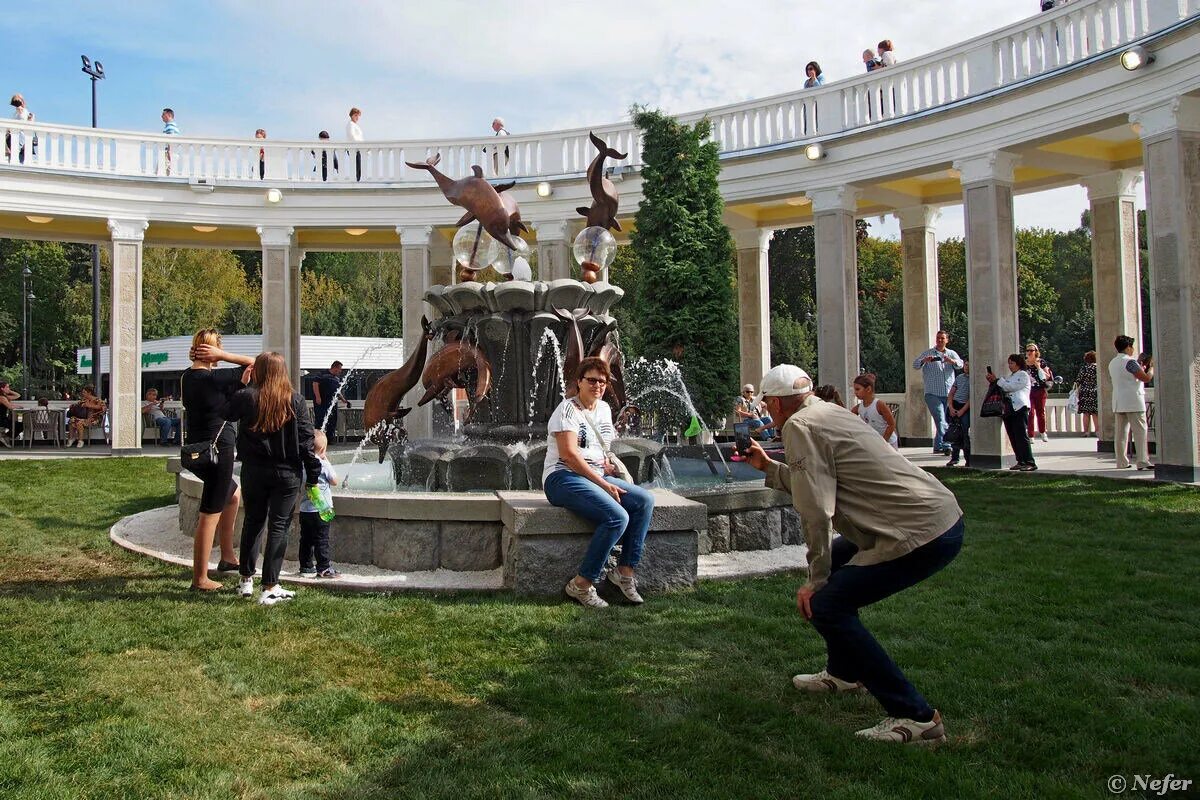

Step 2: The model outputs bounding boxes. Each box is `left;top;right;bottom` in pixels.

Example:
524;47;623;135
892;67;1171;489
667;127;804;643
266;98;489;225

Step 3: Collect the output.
543;397;614;483
346;120;363;142
879;51;896;67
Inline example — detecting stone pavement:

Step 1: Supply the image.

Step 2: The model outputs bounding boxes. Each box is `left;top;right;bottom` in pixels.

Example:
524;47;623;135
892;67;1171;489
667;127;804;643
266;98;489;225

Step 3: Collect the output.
901;435;1174;483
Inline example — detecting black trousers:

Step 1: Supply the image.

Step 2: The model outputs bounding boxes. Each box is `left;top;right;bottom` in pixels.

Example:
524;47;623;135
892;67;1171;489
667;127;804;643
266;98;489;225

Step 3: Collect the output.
299;511;332;571
1003;407;1036;466
238;463;301;586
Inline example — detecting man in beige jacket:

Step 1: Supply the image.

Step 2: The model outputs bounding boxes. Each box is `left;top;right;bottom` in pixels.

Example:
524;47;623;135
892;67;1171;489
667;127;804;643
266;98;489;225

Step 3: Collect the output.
743;364;963;744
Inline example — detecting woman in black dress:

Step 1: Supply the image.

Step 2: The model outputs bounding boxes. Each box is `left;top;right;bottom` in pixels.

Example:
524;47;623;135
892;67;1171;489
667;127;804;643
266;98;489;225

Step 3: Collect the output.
1074;350;1099;436
181;329;253;591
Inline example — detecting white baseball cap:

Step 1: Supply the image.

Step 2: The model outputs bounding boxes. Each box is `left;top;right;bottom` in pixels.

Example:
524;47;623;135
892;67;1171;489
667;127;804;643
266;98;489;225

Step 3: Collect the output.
758;365;812;399
742;383;755;393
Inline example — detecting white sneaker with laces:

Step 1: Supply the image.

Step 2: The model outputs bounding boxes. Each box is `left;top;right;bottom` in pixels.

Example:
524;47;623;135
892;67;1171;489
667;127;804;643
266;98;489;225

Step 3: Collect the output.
792;669;866;694
1040;432;1049;442
855;710;946;744
564;579;608;608
607;570;644;604
258;585;296;606
238;577;254;598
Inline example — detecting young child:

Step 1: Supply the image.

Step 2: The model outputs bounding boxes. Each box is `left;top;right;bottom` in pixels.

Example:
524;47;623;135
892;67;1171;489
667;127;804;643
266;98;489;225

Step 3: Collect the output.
298;430;341;579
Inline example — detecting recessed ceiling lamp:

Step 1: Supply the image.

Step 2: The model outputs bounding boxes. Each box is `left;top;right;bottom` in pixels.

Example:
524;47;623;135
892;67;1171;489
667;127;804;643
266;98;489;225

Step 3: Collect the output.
25;215;53;223
785;197;808;206
1119;45;1154;71
192;225;218;233
345;228;368;236
804;143;825;161
536;181;553;197
266;188;283;204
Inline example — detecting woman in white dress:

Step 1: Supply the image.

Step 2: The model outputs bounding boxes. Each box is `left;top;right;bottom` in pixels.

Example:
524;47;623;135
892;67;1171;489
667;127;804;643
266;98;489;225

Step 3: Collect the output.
851;373;898;449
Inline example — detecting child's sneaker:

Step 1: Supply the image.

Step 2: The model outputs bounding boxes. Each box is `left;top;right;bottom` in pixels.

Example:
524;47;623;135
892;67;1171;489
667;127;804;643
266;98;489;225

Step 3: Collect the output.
316;568;342;579
238;577;254;598
298;566;317;577
258;585;296;606
564;579;608;608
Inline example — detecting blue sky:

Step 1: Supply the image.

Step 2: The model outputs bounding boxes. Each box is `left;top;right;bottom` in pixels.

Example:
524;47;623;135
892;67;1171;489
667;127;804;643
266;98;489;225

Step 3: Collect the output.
1;0;1139;238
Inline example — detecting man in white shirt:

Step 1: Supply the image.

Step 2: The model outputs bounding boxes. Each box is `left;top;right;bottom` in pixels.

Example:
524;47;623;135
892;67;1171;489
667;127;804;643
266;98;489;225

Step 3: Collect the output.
1108;334;1154;470
488;116;509;175
346;107;363;181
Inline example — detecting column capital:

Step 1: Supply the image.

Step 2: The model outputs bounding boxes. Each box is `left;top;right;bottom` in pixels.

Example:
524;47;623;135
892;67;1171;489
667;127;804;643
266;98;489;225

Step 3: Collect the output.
397;225;434;247
730;227;773;251
808;186;861;214
256;225;295;247
530;218;578;242
106;218;148;242
1130;97;1200;140
953;152;1020;185
895;205;941;231
1081;169;1142;202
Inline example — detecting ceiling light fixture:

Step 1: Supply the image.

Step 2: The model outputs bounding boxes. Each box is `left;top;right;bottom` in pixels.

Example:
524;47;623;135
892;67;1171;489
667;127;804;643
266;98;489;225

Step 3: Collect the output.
192;225;217;233
25;215;54;224
1120;45;1154;71
536;181;553;197
345;228;368;236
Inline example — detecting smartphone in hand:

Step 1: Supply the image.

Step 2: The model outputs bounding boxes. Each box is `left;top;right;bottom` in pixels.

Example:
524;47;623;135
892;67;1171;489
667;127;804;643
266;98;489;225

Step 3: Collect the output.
735;431;753;456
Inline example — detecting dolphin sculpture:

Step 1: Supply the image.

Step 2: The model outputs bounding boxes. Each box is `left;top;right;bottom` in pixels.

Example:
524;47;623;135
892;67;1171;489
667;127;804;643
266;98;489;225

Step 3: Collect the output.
558;309;587;398
492;181;529;237
586;320;628;412
405;154;520;249
418;338;493;411
362;316;433;462
576;132;628;231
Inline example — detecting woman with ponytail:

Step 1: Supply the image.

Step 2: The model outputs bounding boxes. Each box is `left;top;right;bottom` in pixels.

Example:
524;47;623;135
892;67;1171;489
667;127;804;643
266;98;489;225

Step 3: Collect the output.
223;352;321;606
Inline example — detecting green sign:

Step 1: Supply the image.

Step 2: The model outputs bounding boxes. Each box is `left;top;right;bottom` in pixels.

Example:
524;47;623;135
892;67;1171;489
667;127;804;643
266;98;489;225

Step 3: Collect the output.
79;352;169;369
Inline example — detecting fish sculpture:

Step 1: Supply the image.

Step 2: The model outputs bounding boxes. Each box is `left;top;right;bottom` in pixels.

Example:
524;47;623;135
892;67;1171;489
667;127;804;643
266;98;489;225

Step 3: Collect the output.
362;316;433;462
405;154;520;249
576;132;628;231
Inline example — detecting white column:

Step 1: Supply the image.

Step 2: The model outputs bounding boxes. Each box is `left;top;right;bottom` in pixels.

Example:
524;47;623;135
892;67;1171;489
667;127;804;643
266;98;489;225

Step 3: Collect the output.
731;227;773;390
399;225;434;438
533;218;576;282
956;152;1021;469
896;205;941;446
1081;169;1143;452
810;186;861;403
1132;98;1200;483
107;218;148;454
257;226;300;386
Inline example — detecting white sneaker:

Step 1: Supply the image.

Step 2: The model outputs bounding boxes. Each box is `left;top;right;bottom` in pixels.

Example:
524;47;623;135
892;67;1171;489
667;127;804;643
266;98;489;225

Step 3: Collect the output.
855;710;946;744
564;579;608;608
238;577;254;598
258;585;296;606
792;669;866;694
1040;432;1049;442
606;570;644;604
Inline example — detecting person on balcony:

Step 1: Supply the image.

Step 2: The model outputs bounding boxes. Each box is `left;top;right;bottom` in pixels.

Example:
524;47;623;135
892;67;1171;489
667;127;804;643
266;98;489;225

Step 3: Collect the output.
487;116;510;174
913;330;963;455
346;107;363;181
877;40;897;67
863;49;881;72
161;108;178;175
255;128;266;180
313;131;338;181
803;62;825;88
7;93;34;163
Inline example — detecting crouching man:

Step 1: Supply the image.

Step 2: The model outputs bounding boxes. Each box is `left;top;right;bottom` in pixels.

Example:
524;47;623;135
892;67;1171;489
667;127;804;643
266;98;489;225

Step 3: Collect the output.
742;364;964;744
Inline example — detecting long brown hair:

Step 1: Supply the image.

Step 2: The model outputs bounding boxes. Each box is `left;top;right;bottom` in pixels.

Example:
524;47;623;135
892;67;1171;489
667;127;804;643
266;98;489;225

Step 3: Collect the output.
250;352;294;433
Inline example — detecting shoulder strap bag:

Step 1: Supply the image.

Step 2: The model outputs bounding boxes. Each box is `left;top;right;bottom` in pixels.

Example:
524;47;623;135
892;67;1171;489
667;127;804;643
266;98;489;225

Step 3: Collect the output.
572;399;634;482
980;382;1006;418
179;377;228;468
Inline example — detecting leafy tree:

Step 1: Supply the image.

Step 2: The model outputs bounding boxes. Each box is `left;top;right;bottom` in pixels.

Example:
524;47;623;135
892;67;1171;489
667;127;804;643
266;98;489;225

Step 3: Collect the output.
628;108;738;426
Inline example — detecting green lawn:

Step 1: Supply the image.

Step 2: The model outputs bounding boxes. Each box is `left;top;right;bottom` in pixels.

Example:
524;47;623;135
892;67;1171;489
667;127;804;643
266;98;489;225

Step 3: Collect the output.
0;459;1197;800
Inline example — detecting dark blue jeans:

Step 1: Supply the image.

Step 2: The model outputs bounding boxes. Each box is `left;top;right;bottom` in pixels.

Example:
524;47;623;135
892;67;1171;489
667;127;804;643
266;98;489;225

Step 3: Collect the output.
809;518;964;721
299;511;332;572
543;469;654;582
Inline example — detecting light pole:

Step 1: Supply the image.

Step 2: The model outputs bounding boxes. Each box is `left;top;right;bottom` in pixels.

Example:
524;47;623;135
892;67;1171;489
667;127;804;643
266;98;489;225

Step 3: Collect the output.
81;55;105;398
21;259;32;396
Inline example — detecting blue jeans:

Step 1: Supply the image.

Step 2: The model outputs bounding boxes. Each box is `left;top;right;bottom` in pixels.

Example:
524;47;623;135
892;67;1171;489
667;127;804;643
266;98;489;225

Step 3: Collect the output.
924;393;950;451
809;518;964;721
543;469;655;583
154;416;181;444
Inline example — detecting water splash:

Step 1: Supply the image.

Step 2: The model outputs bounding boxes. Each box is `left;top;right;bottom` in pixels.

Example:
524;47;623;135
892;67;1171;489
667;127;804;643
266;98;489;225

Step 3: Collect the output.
528;328;567;421
317;340;405;435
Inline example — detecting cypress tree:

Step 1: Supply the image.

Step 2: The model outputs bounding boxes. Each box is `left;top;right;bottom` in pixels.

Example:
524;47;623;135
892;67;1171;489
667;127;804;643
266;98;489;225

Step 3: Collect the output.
629;108;738;426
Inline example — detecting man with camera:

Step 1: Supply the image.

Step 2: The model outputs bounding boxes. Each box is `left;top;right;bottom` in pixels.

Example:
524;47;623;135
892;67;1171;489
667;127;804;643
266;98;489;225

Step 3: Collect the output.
741;364;963;744
912;331;963;455
1108;335;1154;470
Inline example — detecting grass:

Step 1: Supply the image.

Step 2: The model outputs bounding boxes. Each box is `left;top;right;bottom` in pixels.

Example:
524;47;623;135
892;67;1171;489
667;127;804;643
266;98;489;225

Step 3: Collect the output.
0;458;1197;800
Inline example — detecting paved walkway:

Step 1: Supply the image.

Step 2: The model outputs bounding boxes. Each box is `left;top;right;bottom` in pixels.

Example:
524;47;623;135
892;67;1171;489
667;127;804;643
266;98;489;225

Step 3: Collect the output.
900;435;1171;483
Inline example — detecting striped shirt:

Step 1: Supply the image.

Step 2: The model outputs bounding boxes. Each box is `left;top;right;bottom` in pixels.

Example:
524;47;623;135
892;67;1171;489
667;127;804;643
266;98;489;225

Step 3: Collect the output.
912;348;963;397
543;397;615;484
951;373;970;405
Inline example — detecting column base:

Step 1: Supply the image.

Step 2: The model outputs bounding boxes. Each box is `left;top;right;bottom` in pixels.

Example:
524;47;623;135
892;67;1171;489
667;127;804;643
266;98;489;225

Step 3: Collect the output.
1097;439;1157;455
967;453;1017;471
111;447;143;456
1154;464;1200;484
900;437;935;448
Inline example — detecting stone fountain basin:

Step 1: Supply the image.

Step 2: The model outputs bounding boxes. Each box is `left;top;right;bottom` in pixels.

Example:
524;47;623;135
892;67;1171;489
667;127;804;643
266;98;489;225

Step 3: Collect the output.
166;456;803;595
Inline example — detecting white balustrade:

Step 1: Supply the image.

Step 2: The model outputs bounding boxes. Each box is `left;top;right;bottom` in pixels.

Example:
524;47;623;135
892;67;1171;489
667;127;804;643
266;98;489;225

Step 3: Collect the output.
0;0;1182;185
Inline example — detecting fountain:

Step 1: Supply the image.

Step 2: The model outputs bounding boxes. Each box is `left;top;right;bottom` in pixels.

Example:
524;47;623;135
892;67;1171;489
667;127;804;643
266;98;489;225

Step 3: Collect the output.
165;133;806;596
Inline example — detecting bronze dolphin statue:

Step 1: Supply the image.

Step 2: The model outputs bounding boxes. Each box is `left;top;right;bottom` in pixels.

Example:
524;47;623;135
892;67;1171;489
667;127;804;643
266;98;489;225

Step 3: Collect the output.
492;181;529;237
586;320;627;412
362;316;433;462
576;132;628;231
405;154;519;249
418;339;493;409
558;309;587;398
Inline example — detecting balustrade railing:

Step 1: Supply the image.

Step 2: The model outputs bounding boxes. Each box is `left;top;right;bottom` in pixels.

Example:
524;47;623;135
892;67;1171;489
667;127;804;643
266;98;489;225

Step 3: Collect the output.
1;0;1188;185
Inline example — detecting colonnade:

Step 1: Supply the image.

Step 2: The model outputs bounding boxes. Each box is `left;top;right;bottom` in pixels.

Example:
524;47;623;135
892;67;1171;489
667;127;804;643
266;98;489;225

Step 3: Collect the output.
730;97;1199;482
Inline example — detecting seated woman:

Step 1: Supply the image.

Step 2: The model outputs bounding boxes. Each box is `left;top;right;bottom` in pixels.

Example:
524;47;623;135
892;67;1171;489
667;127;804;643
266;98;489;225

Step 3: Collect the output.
543;356;655;609
66;385;106;447
734;383;775;440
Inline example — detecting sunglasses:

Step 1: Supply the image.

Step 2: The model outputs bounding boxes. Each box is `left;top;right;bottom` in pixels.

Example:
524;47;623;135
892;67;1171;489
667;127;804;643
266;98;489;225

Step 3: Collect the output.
582;376;607;386
1025;348;1039;353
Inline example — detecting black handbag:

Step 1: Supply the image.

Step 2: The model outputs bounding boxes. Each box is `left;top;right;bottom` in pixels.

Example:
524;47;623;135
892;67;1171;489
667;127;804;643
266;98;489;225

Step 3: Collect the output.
944;417;963;445
980;383;1006;418
180;421;227;468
